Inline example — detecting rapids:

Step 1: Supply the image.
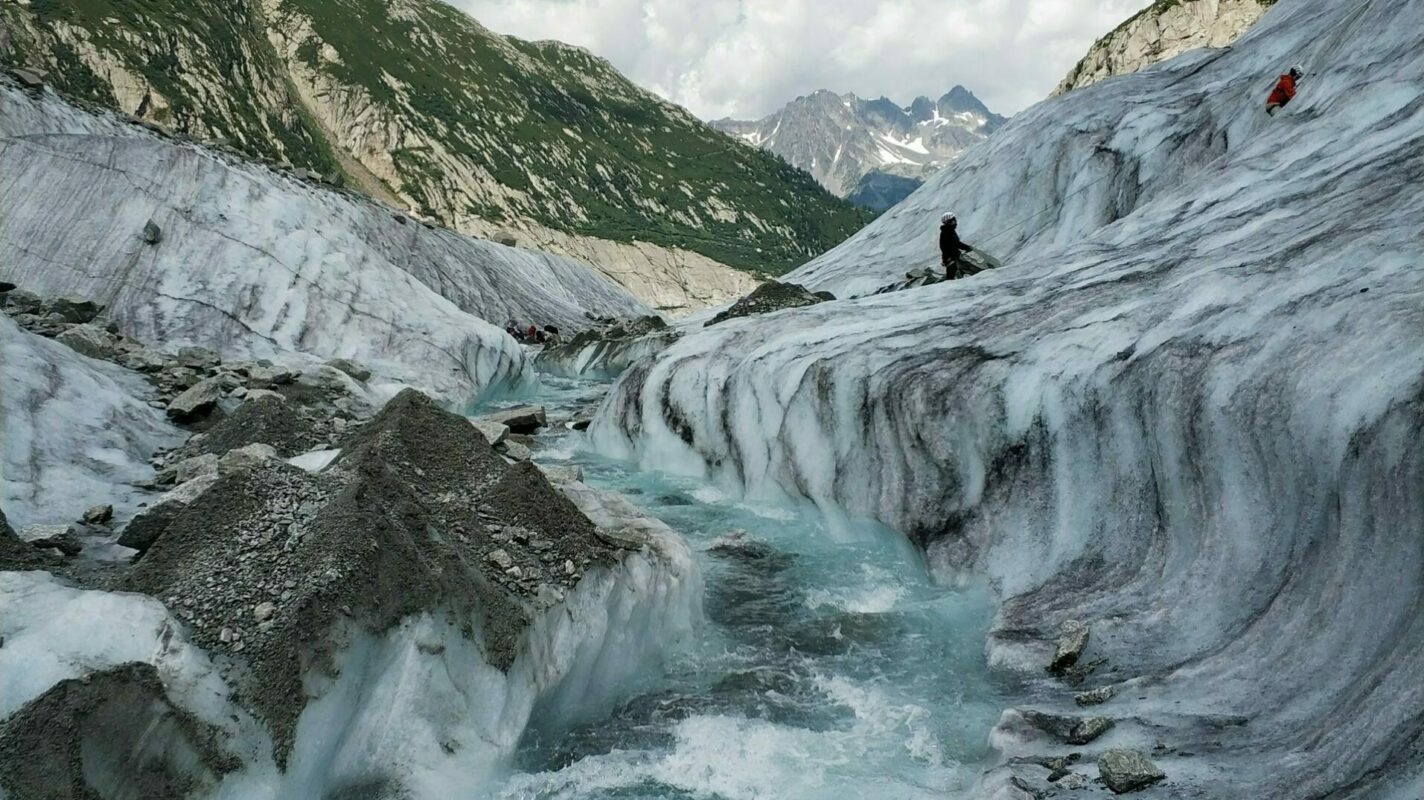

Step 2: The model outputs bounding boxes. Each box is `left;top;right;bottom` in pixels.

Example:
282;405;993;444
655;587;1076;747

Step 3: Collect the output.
484;373;1006;800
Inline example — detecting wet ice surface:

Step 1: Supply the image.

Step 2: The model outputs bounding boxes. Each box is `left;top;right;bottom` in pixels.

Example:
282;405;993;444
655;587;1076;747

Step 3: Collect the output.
486;374;1004;800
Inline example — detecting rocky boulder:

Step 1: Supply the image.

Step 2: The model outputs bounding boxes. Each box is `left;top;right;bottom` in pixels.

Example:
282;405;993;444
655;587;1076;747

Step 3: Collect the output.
1049;619;1090;674
166;377;225;422
1098;749;1166;794
1;289;41;316
706;282;835;327
478;405;548;434
39;297;102;324
0;507;61;570
55;324;121;361
0;662;238;799
324;358;371;382
18;524;83;557
173;395;324;458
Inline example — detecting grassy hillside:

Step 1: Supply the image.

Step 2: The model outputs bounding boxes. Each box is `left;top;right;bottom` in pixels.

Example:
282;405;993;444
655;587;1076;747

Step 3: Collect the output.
1;0;872;275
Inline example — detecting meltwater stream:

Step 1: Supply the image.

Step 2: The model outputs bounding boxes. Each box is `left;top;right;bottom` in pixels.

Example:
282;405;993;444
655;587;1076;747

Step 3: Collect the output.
482;373;1006;800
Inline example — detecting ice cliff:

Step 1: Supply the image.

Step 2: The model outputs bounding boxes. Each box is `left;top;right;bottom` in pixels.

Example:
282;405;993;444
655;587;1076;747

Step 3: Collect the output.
0;78;648;399
595;0;1424;795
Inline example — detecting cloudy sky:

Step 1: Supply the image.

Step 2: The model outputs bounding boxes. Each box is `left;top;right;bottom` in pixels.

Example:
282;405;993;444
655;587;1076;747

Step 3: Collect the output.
454;0;1148;120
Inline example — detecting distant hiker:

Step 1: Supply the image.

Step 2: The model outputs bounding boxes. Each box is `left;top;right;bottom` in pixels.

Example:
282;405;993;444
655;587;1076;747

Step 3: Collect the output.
1266;65;1304;115
939;213;973;280
505;320;522;340
527;324;538;341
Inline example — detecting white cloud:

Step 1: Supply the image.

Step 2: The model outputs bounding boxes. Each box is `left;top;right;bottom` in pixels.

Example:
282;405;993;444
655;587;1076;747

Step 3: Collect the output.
453;0;1148;119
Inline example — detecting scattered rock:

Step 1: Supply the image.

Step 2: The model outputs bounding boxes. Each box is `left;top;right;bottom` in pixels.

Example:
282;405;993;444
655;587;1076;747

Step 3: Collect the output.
570;413;595;431
117;502;186;554
478;405;547;434
142;219;163;244
1049;619;1090;674
218;443;280;474
0;281;14;294
252;601;277;622
56;324;119;360
177;346;221;369
1097;749;1165;794
537;464;584;485
1;289;42;315
244;364;296;387
593;525;650;550
1056;772;1089;790
471;419;510;446
324;358;371;382
40;297;102;324
18;524;83;556
498;440;533;462
706;281;835;327
173;453;221;484
167;377;225;422
486;549;514;570
82;504;114;526
493;230;519;247
1076;685;1116;706
11;68;46;89
1067;716;1114;745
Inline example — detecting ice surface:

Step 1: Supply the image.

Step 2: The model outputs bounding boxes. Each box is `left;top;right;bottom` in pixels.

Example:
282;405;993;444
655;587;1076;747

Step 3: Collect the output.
0;81;648;400
0;316;184;527
596;0;1424;795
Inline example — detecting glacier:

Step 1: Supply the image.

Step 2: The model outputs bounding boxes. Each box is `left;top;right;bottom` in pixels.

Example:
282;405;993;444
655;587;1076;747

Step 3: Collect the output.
1;315;184;528
0;77;648;399
594;0;1424;795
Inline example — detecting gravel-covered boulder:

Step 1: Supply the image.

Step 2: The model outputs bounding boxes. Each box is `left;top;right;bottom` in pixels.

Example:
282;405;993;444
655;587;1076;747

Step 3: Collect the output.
123;389;621;764
166;377;225;422
175;395;324;458
706;282;834;327
0;662;238;799
55;324;121;360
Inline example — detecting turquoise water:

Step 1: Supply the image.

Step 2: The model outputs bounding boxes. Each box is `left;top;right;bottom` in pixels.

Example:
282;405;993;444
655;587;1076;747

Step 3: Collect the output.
486;374;1004;800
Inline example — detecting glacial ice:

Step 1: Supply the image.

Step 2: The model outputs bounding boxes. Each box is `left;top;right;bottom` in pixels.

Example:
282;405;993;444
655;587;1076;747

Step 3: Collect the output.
0;315;184;527
0;79;648;399
595;0;1424;795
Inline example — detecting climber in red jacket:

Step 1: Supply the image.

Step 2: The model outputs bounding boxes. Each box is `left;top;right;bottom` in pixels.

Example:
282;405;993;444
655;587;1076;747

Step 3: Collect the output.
1266;66;1304;115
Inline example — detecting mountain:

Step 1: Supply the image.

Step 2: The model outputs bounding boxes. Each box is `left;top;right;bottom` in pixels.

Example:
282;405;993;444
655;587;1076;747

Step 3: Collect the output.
845;170;925;213
0;0;874;312
1053;0;1275;96
710;86;1005;203
599;0;1424;797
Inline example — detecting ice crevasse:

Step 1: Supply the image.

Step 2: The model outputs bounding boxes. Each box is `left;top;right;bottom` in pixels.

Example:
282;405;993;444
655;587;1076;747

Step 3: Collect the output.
0;80;649;400
594;0;1424;796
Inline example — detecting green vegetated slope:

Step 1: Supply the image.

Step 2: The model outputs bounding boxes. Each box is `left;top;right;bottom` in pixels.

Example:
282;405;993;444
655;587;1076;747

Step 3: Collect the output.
1;0;872;275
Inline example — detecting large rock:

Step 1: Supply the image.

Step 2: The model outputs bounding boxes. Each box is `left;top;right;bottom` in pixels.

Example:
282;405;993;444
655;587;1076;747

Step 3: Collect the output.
117;502;186;553
478;405;547;434
0;662;237;798
706;281;835;327
166;376;225;421
1097;750;1165;794
177;346;220;369
324;358;371;382
1048;619;1090;674
1;289;41;315
39;296;102;324
17;524;83;556
55;324;120;360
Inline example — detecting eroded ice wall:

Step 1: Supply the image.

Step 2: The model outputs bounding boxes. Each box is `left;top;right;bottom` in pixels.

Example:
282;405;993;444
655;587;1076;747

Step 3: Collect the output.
0;80;649;398
595;0;1424;795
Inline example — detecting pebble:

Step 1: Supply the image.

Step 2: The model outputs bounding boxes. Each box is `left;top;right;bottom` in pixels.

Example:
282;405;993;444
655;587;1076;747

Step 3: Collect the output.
253;601;277;622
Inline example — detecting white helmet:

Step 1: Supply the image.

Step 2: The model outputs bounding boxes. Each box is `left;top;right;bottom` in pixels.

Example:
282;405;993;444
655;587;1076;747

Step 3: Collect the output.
941;212;956;224
1290;64;1305;78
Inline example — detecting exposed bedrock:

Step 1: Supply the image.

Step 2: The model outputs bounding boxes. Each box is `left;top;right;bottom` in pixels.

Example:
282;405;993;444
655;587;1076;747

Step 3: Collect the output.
592;1;1424;796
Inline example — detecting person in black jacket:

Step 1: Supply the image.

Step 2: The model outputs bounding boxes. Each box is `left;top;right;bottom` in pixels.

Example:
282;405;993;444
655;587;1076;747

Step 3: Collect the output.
939;213;973;280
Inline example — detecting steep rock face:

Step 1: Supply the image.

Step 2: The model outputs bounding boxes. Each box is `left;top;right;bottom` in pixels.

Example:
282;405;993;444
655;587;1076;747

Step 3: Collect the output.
596;1;1424;796
0;0;871;310
713;86;1005;199
1053;0;1273;96
0;79;650;398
